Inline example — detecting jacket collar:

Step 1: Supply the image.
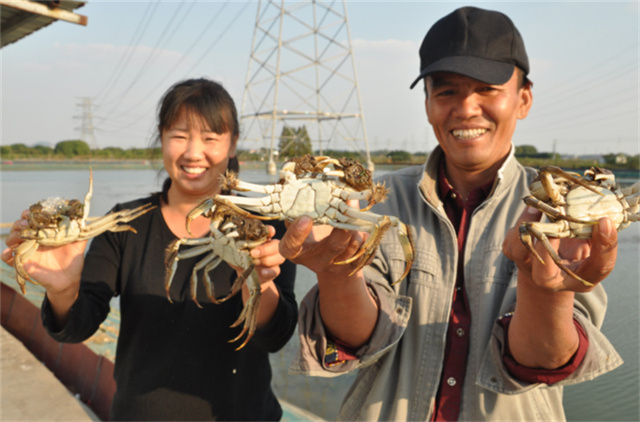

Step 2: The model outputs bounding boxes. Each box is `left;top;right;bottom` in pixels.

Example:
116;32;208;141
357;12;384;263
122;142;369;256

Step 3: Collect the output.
418;144;520;208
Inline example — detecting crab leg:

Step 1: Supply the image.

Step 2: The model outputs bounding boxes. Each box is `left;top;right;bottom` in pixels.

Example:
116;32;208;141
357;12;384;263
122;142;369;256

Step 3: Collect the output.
76;203;156;239
325;202;414;284
82;169;94;225
228;270;261;350
219;266;254;304
522;196;598;225
539;166;603;205
13;240;39;294
165;238;218;302
226;179;282;194
519;222;594;287
214;196;280;221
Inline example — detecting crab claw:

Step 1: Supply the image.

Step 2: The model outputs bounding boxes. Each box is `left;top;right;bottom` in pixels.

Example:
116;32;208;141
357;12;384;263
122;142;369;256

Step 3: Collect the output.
186;199;215;236
540;166;604;201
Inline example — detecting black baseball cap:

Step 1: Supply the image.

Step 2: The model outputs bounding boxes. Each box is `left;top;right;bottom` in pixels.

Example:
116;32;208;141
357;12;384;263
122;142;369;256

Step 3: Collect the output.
409;6;529;89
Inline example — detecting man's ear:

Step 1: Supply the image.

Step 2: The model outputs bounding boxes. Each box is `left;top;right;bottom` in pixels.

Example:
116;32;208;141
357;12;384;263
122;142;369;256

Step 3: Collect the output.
517;84;533;120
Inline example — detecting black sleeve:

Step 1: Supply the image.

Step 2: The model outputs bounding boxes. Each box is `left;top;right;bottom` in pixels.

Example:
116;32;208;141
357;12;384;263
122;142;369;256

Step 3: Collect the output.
41;198;154;343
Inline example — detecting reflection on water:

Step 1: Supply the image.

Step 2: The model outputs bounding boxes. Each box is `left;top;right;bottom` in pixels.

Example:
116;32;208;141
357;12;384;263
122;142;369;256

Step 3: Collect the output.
1;166;638;421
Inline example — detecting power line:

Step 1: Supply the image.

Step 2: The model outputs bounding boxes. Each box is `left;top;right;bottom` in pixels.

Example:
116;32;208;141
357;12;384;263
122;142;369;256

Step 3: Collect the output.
103;1;248;129
93;1;161;103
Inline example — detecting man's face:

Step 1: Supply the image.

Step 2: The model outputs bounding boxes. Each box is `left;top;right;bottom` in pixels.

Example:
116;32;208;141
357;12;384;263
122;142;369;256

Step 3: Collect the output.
425;69;532;175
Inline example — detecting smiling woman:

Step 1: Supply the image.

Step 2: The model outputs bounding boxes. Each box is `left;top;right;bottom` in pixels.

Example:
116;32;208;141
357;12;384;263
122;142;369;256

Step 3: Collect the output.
1;78;298;421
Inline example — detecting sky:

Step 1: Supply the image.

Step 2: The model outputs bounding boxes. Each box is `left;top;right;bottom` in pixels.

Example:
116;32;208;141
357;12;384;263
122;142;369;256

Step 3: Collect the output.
2;0;638;157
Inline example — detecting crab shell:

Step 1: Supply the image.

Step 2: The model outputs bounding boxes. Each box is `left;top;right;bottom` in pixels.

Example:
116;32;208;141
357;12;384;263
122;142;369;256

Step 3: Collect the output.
562;185;629;237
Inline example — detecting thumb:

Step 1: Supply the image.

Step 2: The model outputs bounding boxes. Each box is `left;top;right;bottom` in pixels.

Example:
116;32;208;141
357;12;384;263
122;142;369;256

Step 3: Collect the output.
575;217;618;282
279;216;313;260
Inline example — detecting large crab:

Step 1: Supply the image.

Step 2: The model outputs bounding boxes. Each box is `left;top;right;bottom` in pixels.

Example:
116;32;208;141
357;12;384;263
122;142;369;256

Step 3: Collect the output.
165;198;271;350
191;155;414;285
13;170;155;294
520;166;640;286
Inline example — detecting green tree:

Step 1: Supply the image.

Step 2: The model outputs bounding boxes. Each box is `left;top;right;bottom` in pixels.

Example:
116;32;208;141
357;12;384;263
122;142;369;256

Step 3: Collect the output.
10;143;32;155
278;125;312;159
515;145;538;156
387;150;411;163
34;145;54;156
0;145;11;158
54;140;90;157
602;153;617;166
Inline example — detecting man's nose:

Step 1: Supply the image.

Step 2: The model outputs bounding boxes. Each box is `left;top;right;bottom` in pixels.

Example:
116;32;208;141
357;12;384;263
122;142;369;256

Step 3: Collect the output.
453;94;482;118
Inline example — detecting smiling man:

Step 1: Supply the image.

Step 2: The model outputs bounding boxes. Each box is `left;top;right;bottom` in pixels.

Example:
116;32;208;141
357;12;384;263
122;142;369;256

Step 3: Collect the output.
280;6;622;421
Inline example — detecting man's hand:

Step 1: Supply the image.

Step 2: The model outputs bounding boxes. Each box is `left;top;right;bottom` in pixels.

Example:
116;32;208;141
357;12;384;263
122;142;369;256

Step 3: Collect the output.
503;206;618;368
503;206;618;291
279;215;369;281
279;215;378;347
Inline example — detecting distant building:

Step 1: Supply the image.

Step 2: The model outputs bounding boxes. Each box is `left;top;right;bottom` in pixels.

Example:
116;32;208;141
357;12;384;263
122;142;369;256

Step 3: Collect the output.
615;154;628;164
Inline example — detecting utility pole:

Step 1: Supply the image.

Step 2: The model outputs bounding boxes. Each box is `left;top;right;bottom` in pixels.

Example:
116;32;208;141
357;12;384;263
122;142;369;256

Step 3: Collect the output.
240;0;372;174
74;97;99;150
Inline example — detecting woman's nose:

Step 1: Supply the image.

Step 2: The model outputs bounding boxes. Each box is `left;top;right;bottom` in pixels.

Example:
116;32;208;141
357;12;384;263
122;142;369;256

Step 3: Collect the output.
183;137;205;159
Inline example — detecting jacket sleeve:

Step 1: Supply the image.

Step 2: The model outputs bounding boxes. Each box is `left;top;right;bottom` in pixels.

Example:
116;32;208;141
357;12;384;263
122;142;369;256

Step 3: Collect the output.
246;219;299;353
289;252;412;376
476;281;623;394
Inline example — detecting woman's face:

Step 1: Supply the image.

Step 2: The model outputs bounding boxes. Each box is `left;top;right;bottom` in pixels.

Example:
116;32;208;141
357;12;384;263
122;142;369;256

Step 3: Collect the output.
162;107;236;200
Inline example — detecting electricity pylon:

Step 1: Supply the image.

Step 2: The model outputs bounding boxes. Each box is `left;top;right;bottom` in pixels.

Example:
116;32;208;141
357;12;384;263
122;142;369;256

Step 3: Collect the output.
74;97;99;150
239;0;372;174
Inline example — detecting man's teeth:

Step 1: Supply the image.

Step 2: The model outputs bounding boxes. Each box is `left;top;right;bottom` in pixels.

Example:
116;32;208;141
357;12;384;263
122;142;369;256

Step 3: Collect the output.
183;167;206;174
452;128;487;139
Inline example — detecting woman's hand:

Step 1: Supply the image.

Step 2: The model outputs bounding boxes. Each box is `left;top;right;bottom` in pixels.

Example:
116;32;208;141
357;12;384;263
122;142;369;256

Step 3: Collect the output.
2;210;85;329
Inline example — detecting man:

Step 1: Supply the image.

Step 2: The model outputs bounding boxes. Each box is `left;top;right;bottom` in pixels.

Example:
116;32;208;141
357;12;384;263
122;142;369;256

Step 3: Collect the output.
279;6;622;421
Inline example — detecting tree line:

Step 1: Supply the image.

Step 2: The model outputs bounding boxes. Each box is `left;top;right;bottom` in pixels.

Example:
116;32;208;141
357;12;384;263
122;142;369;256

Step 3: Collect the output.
1;136;638;171
1;140;160;161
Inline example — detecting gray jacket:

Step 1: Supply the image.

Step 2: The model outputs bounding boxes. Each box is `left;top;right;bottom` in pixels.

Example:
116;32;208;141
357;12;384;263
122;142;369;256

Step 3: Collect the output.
290;147;622;421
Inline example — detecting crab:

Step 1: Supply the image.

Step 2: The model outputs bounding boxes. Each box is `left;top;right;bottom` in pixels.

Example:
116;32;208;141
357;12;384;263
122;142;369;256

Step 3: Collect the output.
165;198;271;350
191;154;414;285
13;169;155;294
519;166;640;286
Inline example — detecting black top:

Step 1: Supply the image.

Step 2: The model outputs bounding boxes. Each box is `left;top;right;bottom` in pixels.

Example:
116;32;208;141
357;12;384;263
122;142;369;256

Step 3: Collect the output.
41;195;298;421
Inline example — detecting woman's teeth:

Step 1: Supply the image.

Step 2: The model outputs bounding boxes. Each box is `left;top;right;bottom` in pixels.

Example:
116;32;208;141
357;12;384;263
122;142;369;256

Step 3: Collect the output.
182;166;206;175
452;128;487;139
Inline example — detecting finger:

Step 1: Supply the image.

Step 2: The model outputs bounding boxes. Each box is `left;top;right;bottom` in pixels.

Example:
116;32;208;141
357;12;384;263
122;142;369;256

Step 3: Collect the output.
256;266;280;284
251;241;285;268
279;216;313;259
332;230;365;263
574;218;618;283
5;219;29;249
530;236;564;284
1;247;15;266
503;206;541;262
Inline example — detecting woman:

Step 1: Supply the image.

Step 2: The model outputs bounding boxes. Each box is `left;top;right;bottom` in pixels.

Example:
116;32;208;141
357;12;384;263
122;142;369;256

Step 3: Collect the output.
2;78;297;421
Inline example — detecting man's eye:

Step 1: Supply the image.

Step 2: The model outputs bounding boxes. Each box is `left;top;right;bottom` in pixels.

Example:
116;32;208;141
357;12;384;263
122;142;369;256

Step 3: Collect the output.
436;90;455;97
